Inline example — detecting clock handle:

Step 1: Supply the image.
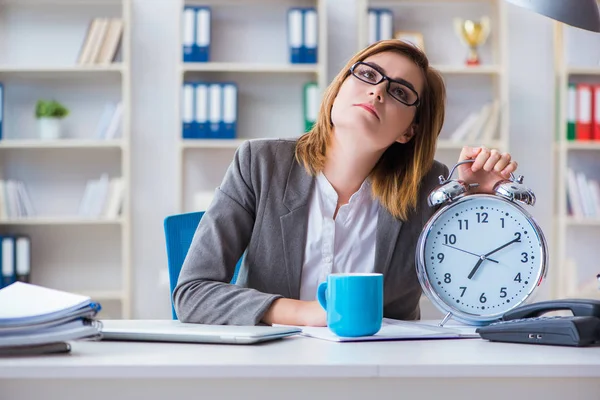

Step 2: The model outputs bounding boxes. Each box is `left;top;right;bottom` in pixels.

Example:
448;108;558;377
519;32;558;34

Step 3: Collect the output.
442;159;518;185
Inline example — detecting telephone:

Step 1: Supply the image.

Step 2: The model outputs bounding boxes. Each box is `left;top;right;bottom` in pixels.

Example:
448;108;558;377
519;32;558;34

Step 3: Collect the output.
476;299;600;347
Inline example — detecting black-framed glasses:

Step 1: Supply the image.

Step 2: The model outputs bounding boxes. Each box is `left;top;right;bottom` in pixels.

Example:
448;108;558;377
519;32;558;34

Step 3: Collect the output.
349;62;420;107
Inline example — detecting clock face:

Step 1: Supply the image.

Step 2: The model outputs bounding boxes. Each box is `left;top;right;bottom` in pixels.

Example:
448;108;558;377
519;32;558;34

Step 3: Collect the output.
420;195;546;319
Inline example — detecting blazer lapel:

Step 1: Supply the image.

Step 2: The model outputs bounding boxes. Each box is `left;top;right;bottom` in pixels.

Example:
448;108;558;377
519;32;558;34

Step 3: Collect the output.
374;205;403;276
280;159;314;299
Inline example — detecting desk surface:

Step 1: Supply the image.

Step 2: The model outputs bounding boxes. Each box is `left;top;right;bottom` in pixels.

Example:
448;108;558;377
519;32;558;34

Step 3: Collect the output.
1;330;599;380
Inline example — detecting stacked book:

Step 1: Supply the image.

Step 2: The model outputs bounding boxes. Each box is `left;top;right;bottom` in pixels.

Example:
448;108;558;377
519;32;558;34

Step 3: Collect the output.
0;180;35;220
566;168;600;219
78;174;125;219
77;18;124;65
0;282;102;356
448;100;501;144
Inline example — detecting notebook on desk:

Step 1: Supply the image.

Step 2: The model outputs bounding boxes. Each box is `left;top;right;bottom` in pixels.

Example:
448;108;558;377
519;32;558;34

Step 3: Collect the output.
99;320;302;345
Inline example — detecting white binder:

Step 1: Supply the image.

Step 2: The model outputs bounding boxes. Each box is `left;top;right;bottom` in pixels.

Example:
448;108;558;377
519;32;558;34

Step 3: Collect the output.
208;83;222;137
378;9;393;41
288;8;303;63
182;7;195;61
303;9;318;63
195;83;209;138
222;83;237;138
195;7;211;62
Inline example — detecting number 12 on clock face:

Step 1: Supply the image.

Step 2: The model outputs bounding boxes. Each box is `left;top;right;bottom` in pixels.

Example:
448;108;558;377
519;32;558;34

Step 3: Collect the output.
420;195;546;319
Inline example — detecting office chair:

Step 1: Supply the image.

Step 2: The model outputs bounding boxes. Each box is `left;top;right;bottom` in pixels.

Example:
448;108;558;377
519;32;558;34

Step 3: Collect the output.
163;211;242;320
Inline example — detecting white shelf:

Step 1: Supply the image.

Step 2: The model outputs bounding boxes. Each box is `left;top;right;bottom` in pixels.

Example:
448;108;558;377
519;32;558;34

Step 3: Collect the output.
0;217;124;226
567;67;600;76
553;21;600;300
0;0;133;318
564;217;600;227
437;139;504;150
0;65;126;80
432;65;503;75
74;290;124;301
371;0;489;4
560;141;600;151
181;139;245;149
0;139;125;149
0;0;123;5
0;65;125;73
181;62;320;74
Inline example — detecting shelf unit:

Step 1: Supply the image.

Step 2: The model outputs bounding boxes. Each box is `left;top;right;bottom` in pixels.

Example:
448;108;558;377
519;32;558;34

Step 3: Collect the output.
176;0;327;212
553;19;600;301
356;0;509;169
0;0;132;317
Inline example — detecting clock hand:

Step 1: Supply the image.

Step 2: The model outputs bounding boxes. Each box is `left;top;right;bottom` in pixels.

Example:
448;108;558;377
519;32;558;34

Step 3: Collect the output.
483;237;522;258
442;244;499;263
468;236;522;280
467;258;485;280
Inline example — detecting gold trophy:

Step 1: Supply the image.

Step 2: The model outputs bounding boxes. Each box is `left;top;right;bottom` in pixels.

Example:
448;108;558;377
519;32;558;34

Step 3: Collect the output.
454;16;491;66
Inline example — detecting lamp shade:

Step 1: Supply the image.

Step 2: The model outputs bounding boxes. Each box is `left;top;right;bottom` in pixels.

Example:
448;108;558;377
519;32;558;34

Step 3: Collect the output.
505;0;600;32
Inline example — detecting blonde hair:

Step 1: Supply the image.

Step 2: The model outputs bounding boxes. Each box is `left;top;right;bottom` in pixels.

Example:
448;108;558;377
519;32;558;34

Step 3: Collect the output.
295;40;446;221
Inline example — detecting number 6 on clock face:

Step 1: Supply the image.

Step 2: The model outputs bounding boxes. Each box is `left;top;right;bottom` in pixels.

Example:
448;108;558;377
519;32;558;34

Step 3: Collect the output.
416;194;548;325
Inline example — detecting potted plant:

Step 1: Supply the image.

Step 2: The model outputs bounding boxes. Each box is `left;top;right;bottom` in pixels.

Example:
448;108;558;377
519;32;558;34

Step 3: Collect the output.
35;99;69;140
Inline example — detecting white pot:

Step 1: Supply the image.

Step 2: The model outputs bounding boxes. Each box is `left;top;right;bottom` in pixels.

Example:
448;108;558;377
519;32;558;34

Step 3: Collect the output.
38;117;62;140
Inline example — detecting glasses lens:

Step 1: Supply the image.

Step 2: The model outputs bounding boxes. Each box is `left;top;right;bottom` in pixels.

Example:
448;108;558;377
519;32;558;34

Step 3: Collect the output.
389;82;418;105
352;64;382;85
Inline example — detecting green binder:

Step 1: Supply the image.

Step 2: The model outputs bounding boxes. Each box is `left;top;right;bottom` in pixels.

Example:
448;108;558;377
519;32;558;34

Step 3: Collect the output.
567;83;576;141
303;82;319;132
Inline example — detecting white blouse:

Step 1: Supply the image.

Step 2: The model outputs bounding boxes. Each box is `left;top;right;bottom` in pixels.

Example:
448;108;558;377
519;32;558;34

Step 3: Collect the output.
299;173;380;301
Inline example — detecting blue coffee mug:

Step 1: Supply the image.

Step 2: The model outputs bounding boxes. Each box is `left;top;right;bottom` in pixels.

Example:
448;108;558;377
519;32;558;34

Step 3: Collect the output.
317;273;383;337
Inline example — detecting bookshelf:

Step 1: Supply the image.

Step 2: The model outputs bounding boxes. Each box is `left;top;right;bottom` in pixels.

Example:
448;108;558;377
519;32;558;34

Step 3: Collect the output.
356;0;509;170
0;0;132;317
176;0;327;213
553;19;600;301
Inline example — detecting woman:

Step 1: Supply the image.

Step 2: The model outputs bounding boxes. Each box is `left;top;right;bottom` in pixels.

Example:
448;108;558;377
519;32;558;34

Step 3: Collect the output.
173;40;517;326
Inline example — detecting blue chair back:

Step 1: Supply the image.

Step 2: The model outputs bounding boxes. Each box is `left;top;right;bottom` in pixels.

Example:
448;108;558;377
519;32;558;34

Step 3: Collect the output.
163;211;242;320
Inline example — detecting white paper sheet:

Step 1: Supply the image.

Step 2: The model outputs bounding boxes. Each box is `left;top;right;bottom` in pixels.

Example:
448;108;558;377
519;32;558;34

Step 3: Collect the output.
287;318;480;342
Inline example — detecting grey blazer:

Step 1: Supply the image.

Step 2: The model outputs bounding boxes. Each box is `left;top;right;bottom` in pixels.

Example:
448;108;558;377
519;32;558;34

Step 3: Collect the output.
173;139;449;325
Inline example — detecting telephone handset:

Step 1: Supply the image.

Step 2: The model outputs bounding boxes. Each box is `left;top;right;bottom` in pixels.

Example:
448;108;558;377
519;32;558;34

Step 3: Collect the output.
501;298;600;320
476;299;600;347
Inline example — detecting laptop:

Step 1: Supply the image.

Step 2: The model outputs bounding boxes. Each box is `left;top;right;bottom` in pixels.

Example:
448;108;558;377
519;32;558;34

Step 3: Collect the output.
99;319;302;345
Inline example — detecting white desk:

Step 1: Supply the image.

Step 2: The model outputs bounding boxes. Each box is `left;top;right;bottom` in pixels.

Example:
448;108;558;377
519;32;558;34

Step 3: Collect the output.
0;332;599;400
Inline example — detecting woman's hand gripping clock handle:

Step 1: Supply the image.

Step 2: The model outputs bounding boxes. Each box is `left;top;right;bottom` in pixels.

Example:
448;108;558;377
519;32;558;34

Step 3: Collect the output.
457;146;518;194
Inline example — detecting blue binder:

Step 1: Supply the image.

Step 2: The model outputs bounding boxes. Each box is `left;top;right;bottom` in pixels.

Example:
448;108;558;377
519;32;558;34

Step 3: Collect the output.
302;8;318;64
0;82;3;140
368;8;393;43
194;7;211;62
182;6;195;62
182;82;195;139
288;8;303;64
220;82;237;139
0;236;16;290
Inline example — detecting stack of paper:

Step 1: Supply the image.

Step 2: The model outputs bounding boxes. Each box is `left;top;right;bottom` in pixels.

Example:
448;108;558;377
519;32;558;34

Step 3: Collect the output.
290;318;480;343
0;282;102;355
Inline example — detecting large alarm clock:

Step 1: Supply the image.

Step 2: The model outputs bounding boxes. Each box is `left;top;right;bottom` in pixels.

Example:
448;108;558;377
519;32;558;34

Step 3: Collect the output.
416;160;548;326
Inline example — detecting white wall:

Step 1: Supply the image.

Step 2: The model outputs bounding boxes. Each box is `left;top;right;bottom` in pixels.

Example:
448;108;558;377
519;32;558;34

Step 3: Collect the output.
130;0;556;319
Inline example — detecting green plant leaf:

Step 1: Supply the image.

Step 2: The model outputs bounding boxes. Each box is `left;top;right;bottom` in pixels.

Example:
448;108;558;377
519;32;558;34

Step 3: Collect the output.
35;99;70;119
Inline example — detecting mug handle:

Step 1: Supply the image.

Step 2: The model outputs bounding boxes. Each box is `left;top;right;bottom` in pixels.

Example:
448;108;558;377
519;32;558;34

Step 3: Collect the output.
317;281;328;311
